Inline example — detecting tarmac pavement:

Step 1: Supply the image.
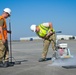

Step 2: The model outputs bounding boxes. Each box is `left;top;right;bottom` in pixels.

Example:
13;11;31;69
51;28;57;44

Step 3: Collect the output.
0;40;76;75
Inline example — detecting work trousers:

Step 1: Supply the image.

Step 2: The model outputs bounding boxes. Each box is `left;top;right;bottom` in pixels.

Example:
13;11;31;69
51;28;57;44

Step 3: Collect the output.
0;40;9;62
42;34;56;59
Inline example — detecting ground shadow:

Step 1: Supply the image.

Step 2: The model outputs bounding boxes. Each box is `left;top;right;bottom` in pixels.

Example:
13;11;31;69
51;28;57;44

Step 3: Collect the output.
62;65;76;69
0;59;28;68
46;57;52;61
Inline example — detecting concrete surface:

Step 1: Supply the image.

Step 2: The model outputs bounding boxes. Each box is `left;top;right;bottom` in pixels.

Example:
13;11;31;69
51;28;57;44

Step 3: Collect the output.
0;40;76;75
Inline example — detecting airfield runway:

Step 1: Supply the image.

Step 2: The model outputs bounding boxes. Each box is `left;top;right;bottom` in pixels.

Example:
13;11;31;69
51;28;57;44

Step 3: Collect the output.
0;40;76;75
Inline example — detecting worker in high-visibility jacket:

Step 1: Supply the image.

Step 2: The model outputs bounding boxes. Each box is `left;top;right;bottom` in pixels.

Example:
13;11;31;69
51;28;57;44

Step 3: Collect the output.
0;8;11;67
30;22;56;62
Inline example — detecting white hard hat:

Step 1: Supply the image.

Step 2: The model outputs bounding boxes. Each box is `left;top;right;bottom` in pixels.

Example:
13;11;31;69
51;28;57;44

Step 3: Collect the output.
3;8;11;16
30;24;36;32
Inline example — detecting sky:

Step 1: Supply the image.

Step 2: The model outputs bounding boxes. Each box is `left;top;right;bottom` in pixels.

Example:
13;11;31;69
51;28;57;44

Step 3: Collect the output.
0;0;76;40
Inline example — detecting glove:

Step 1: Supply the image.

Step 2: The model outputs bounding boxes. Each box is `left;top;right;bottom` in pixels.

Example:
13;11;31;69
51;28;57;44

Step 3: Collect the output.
7;30;12;34
45;31;53;38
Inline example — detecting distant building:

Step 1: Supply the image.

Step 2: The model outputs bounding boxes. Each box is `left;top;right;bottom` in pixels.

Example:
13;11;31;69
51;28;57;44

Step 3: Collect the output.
20;35;76;41
20;36;41;41
56;35;74;40
75;36;76;39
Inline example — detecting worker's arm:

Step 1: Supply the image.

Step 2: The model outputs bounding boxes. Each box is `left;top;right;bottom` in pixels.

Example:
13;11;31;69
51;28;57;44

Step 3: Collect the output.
45;22;54;38
0;19;5;43
49;22;53;30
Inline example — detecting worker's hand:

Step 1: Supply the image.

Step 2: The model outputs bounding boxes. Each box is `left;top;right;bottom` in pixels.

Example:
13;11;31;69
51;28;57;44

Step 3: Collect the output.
2;38;5;43
45;35;49;39
46;31;53;38
44;34;50;39
7;30;11;34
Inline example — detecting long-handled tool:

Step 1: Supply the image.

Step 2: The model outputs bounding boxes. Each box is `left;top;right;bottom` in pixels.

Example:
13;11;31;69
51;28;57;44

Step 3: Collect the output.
9;17;12;63
8;17;21;66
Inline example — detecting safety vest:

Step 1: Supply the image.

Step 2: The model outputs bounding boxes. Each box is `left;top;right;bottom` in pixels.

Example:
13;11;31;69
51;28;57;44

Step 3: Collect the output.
36;24;55;37
0;16;7;40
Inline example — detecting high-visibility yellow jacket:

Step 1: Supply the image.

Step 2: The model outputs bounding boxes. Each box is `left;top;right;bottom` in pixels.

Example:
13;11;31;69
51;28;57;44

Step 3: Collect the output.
36;24;55;38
